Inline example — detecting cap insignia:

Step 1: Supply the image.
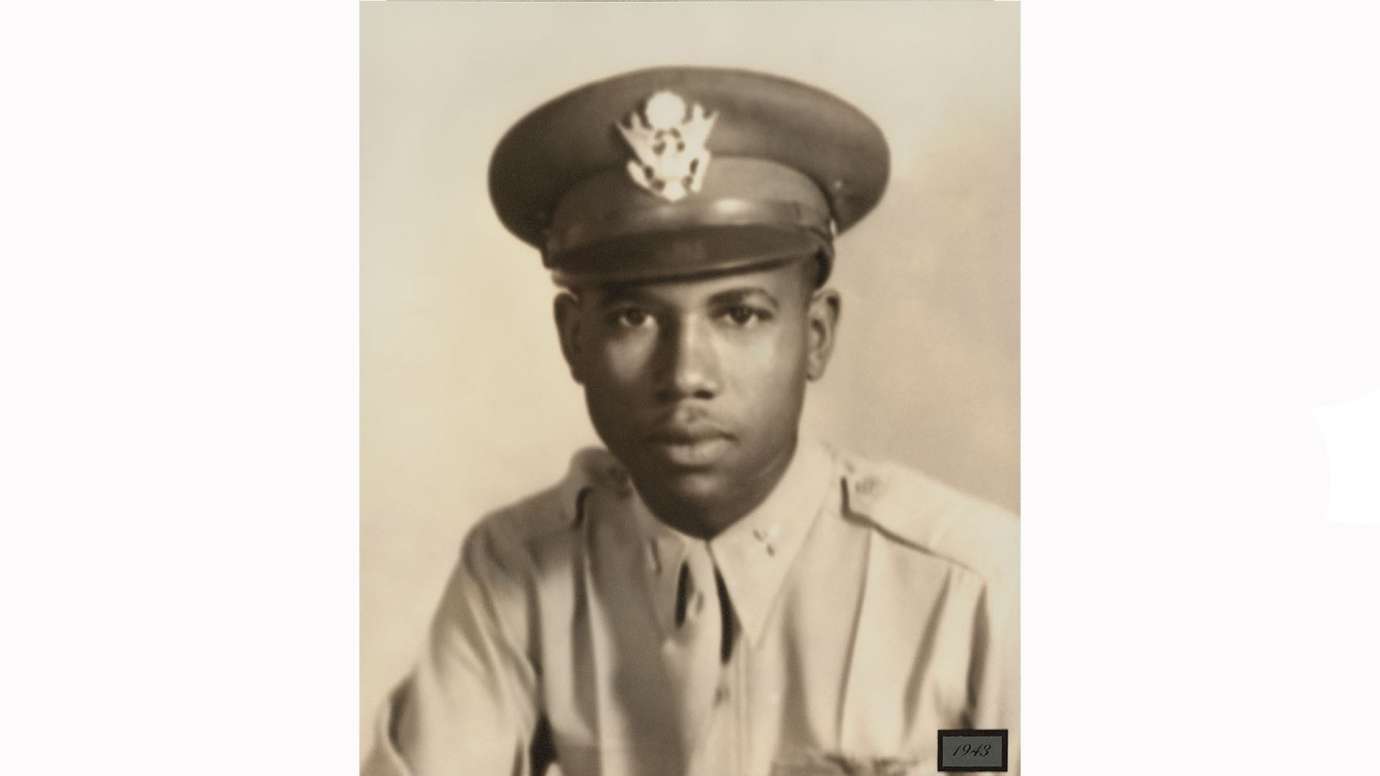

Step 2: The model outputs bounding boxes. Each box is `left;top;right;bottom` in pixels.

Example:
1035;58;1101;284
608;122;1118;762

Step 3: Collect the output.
617;91;717;203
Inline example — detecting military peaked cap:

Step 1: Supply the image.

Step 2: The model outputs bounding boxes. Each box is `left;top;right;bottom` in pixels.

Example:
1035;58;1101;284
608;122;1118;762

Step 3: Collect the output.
488;67;889;283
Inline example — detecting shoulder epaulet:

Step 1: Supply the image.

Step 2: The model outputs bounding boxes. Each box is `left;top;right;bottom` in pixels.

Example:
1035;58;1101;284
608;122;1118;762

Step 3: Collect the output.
838;453;1018;581
477;447;629;544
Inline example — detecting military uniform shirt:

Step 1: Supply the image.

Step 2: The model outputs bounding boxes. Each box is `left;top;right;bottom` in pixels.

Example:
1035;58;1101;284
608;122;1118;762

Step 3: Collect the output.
364;439;1019;776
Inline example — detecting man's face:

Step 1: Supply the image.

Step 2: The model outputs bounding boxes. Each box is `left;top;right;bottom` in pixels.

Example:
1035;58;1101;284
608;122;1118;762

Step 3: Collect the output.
555;258;839;534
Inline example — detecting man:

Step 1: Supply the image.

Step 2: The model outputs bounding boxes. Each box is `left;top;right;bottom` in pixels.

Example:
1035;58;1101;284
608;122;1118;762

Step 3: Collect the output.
365;67;1018;776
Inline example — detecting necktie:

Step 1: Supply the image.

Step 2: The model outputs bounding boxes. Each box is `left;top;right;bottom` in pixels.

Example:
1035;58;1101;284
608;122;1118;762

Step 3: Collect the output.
662;540;732;759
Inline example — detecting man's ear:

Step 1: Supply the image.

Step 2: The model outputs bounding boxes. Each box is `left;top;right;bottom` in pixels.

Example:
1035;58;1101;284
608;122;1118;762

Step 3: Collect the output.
553;292;585;384
805;287;841;381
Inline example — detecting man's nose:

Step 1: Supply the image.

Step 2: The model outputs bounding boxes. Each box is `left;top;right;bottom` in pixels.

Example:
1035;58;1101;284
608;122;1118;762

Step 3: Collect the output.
657;315;721;402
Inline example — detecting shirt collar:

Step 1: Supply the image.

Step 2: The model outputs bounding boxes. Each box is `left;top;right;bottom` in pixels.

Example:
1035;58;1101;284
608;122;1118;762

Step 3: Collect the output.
625;437;838;646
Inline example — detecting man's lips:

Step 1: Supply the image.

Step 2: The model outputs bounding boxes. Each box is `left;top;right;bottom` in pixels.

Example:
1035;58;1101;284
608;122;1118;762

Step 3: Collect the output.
644;426;732;445
642;424;735;467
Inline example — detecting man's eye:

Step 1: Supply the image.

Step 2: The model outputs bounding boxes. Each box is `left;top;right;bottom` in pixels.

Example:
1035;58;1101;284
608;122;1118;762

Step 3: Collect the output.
611;309;652;329
721;305;769;327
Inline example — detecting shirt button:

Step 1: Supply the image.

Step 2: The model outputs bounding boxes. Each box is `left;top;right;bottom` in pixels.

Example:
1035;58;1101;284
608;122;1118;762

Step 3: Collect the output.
715;685;730;705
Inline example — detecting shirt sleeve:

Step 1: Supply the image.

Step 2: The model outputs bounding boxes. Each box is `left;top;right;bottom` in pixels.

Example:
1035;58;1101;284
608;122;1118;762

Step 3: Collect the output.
363;523;540;776
965;563;1020;775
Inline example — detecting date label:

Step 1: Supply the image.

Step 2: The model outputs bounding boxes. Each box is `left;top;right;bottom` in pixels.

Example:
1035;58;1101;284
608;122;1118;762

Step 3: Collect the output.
937;729;1007;772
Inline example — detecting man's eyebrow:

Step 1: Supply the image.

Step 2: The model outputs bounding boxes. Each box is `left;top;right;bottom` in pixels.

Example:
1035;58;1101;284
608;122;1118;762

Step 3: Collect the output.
707;287;780;309
593;285;782;309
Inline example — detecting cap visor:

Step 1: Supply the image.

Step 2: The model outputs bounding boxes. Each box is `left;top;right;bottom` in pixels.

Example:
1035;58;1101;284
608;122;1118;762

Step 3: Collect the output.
550;224;826;284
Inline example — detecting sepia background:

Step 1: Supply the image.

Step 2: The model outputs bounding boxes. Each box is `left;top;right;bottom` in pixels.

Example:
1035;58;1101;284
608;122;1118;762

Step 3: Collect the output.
362;1;1018;751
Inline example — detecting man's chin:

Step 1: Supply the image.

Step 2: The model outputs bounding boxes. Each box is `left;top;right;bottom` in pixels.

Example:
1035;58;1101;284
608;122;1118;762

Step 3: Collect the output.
626;460;735;509
668;467;735;496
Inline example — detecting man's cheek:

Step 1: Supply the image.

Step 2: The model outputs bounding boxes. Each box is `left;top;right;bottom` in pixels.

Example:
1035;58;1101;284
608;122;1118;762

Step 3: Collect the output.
738;338;804;390
739;329;783;365
606;362;651;393
592;342;650;386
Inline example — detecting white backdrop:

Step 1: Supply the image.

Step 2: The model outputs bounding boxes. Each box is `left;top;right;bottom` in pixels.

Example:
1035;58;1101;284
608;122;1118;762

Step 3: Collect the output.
361;1;1018;749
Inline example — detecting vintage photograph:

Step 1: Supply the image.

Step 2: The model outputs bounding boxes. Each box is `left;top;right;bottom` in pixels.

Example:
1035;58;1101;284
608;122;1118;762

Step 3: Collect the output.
362;3;1018;774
